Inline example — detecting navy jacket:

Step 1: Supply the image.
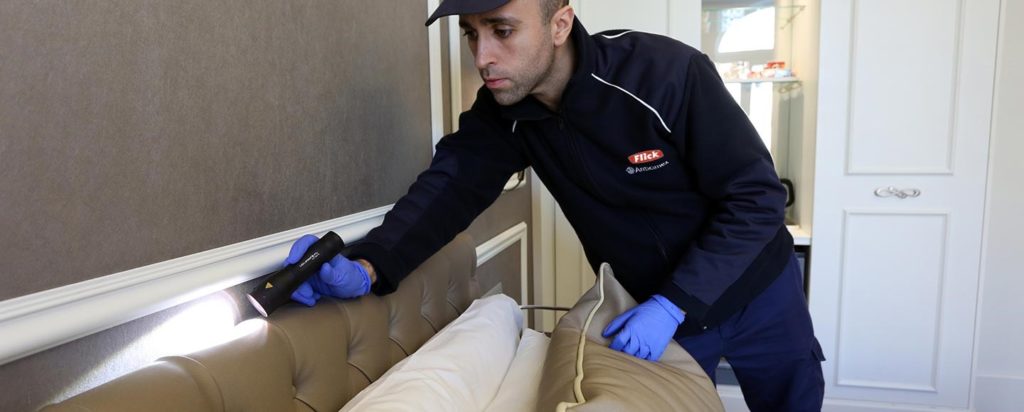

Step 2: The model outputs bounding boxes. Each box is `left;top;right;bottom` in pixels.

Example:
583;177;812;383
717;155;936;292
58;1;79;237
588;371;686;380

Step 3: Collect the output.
347;19;793;336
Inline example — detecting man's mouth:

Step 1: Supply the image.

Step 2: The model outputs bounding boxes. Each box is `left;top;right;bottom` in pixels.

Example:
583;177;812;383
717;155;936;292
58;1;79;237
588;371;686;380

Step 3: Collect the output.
484;78;508;89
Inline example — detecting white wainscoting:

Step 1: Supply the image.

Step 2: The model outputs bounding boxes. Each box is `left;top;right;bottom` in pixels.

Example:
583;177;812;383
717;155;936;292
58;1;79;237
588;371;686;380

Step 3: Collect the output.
474;222;529;306
0;205;393;366
0;208;536;369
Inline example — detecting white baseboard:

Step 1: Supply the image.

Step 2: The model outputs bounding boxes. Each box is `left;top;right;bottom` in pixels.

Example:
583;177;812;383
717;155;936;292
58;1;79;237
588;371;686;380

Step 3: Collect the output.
718;386;752;412
719;385;977;412
0;205;393;366
974;375;1024;412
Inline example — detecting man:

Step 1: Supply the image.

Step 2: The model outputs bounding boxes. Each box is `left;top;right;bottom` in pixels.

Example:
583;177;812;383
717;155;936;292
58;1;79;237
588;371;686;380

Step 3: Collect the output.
284;0;824;410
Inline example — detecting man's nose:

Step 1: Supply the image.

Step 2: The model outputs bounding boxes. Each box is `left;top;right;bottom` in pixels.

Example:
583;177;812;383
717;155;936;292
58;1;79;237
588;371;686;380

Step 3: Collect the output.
474;39;497;71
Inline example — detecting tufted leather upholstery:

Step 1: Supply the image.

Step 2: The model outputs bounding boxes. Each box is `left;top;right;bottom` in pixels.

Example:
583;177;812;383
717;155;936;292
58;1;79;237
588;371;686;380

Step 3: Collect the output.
42;233;480;412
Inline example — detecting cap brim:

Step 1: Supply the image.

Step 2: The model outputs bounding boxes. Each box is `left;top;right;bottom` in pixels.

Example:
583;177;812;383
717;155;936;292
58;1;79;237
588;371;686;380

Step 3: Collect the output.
425;0;509;26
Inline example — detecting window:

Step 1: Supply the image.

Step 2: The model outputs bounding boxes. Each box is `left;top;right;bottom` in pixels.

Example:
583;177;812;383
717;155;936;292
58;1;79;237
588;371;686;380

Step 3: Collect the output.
718;7;776;53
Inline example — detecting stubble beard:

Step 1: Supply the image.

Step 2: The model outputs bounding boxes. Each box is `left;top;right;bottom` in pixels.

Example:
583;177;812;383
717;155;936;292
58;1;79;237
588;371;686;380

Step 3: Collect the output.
485;40;556;106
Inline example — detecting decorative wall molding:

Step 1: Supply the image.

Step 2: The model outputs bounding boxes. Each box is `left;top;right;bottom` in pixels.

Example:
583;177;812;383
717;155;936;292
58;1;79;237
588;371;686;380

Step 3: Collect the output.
475;222;529;306
427;0;444;151
448;15;464;130
0;205;393;366
531;172;557;332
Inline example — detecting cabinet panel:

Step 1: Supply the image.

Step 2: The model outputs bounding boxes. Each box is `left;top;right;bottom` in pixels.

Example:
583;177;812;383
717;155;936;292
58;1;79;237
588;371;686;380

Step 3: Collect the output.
837;211;948;392
847;0;962;174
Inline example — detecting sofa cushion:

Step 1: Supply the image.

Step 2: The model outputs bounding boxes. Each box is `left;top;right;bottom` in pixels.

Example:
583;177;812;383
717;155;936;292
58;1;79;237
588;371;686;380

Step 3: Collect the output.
536;263;724;412
340;294;522;412
484;328;551;412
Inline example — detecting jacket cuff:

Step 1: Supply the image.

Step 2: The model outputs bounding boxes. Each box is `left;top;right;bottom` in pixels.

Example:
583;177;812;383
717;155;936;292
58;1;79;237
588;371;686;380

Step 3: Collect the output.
343;241;405;296
657;282;709;323
651;294;685;323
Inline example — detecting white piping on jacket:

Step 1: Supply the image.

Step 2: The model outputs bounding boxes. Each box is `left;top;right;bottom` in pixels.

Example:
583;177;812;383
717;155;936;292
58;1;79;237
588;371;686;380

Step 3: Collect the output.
512;120;518;133
589;73;673;134
600;30;635;39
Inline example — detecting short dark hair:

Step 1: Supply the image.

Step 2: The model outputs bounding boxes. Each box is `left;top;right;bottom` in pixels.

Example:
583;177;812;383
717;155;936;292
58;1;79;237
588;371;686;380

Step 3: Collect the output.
541;0;569;22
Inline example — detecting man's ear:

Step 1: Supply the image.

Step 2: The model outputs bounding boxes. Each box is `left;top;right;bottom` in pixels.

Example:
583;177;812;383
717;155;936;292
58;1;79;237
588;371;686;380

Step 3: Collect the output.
551;5;574;46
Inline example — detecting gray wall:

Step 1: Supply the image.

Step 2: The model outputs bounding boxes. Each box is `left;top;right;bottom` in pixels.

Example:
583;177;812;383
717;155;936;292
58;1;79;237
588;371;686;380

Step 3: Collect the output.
0;1;532;411
0;0;431;300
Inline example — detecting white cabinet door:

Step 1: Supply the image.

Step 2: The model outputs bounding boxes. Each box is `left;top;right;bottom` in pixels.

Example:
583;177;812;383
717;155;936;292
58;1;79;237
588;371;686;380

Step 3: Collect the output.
810;0;999;408
571;0;701;46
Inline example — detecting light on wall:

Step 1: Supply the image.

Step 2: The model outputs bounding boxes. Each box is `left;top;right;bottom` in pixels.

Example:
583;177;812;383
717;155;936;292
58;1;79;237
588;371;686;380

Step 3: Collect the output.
148;293;241;356
51;292;242;405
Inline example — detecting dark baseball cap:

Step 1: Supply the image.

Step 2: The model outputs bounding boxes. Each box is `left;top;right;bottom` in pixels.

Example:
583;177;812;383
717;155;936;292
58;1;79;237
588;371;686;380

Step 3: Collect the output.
425;0;512;26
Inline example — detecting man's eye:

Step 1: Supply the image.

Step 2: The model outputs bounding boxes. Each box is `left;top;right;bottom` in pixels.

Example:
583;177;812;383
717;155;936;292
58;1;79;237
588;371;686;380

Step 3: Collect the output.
495;29;513;38
463;31;477;40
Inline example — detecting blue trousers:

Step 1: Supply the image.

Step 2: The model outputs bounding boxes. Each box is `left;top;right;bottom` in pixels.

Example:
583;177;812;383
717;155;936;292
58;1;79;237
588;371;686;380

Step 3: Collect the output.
676;253;825;412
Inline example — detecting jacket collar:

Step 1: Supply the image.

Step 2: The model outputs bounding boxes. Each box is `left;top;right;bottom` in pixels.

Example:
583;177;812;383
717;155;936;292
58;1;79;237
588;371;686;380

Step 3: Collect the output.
498;17;595;121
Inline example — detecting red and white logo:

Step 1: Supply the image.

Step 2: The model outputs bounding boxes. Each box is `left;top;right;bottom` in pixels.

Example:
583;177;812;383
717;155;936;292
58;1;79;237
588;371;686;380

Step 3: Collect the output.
628;150;664;165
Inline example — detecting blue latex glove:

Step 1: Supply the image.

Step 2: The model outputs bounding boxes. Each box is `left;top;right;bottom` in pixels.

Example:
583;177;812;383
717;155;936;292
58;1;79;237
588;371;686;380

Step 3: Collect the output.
285;234;372;306
601;294;685;361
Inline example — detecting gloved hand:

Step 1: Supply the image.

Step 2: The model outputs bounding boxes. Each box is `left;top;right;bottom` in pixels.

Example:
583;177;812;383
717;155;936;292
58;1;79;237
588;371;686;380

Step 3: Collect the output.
285;234;372;306
601;294;685;361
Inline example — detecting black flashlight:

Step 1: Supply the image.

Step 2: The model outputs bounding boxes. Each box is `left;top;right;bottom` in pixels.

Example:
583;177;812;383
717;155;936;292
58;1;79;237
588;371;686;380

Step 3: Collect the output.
247;231;345;317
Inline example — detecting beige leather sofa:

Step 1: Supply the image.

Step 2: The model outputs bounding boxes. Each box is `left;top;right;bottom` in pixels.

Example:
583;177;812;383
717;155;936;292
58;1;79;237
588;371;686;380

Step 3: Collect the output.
42;234;481;412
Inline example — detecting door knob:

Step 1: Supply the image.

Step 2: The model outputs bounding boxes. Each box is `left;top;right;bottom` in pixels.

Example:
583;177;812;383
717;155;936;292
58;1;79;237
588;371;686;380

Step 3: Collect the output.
874;186;921;199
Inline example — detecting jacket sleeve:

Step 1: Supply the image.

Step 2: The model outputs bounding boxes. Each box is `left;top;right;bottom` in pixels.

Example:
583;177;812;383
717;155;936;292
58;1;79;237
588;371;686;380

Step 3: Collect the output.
656;53;789;321
344;94;529;294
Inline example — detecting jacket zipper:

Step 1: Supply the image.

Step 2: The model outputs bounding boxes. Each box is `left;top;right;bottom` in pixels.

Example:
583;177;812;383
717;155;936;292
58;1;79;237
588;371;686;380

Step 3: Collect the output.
559;114;607;200
556;111;668;263
642;213;671;264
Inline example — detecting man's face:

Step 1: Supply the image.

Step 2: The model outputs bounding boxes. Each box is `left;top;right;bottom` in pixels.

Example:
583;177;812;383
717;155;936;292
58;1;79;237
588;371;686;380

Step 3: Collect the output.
460;0;556;106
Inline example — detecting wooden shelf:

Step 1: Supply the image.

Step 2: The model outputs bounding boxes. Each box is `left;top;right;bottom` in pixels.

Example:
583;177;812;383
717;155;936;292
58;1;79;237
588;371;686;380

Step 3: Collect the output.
787;225;811;246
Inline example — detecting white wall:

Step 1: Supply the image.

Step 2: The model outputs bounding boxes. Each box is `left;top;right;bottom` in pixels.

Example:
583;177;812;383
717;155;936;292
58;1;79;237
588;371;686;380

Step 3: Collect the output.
570;0;701;46
785;0;819;232
974;0;1024;410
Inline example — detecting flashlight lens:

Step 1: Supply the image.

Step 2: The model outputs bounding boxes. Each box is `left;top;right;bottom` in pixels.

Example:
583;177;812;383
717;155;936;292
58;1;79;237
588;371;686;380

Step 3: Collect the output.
247;294;269;318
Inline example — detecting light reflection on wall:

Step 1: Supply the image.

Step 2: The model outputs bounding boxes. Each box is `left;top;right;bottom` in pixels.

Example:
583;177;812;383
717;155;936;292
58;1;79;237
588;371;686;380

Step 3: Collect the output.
51;291;244;404
149;293;241;356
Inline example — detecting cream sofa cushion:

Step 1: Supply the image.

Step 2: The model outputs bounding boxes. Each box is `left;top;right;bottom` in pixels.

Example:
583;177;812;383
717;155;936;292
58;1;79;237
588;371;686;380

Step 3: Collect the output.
340;294;522;412
484;328;551;412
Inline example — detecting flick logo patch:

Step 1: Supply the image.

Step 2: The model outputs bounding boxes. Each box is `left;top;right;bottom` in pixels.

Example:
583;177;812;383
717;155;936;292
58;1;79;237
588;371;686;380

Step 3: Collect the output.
628;150;664;165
